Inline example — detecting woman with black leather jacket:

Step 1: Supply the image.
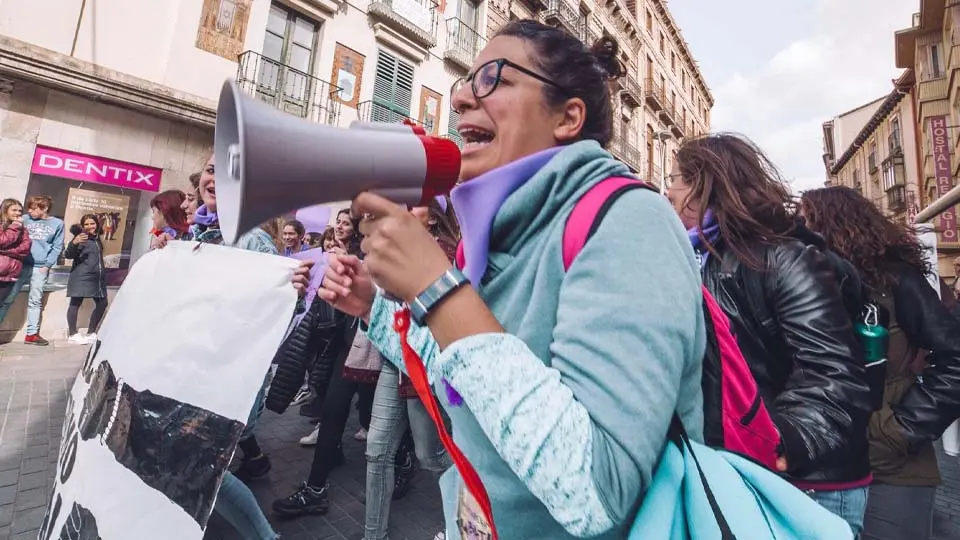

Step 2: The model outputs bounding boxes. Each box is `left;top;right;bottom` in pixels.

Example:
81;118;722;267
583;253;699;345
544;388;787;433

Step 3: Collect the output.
801;186;960;540
666;133;873;536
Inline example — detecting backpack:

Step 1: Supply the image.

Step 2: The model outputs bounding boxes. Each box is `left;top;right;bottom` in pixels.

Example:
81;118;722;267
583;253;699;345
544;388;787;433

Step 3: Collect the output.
452;177;781;469
559;178;852;539
558;177;782;470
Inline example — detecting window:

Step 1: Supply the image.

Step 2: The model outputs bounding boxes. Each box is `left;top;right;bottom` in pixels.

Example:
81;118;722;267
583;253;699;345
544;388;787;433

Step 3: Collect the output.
868;141;878;173
260;4;319;102
645;9;653;33
447;108;462;146
372;50;415;122
459;0;478;29
682;70;686;85
671;52;676;73
931;43;945;78
659;32;665;54
889;116;902;154
882;160;898;191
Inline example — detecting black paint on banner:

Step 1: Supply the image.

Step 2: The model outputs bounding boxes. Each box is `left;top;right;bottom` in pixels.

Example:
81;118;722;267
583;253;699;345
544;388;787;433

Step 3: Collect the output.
103;381;244;527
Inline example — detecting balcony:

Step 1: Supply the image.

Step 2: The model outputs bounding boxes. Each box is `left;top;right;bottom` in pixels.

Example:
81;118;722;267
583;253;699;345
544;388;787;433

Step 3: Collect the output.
444;19;484;71
236;51;342;126
887;185;907;212
646;164;663;187
542;0;584;39
669;111;685;138
614;74;642;107
644;77;665;111
607;133;642;172
368;0;439;49
357;100;426;129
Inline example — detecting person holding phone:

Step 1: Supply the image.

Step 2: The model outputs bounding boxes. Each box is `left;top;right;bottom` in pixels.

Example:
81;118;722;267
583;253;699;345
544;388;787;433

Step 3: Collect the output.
64;214;107;345
0;198;32;325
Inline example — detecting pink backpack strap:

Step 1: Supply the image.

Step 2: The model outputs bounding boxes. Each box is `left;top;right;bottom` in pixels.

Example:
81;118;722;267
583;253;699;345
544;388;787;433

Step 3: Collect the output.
562;177;651;271
455;241;465;270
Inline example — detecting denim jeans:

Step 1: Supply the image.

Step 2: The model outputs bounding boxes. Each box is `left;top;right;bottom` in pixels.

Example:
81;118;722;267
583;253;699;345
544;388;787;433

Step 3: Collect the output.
25;266;49;335
241;372;270;440
213;472;278;540
810;486;869;538
0;267;29;325
364;362;451;540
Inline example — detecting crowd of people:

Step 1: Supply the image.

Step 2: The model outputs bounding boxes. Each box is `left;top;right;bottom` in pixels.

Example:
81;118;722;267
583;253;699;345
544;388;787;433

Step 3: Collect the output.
3;16;960;540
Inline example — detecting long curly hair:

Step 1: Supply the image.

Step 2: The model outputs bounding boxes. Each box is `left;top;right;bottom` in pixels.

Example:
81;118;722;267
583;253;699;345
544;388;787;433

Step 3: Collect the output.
675;133;797;269
800;186;930;292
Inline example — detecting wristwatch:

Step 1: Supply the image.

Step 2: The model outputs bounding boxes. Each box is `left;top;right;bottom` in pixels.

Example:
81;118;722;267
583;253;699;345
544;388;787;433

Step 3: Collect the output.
409;267;470;325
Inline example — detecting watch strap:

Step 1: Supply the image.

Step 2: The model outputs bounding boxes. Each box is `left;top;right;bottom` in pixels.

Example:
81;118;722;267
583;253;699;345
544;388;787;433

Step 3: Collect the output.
410;268;470;325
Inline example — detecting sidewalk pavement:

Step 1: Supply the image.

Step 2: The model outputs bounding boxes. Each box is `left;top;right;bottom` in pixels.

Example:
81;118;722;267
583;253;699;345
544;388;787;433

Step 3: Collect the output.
1;341;959;540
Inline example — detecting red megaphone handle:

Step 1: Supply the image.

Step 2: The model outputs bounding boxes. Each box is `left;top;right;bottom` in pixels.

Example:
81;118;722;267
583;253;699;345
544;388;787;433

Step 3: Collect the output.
393;308;498;540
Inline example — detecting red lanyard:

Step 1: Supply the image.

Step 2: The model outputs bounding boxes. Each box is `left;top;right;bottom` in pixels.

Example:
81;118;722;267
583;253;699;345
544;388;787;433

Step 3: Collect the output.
393;308;498;540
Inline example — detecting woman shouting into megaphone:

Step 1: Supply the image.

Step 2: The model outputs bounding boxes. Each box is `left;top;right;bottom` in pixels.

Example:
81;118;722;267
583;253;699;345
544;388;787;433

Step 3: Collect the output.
318;19;706;540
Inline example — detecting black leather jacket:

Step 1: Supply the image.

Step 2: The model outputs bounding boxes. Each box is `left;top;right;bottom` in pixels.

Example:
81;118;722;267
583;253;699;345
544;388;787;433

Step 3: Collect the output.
700;237;873;485
889;263;960;449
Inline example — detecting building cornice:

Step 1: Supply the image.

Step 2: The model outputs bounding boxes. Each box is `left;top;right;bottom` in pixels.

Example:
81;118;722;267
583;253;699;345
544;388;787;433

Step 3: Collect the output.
650;0;713;107
0;35;217;128
830;86;910;175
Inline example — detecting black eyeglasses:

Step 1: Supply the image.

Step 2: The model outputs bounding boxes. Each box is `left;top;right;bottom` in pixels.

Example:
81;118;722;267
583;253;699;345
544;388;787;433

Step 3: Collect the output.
452;58;565;102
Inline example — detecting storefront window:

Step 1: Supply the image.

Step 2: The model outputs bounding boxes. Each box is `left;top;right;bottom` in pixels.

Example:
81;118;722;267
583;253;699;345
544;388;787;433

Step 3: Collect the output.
24;146;162;290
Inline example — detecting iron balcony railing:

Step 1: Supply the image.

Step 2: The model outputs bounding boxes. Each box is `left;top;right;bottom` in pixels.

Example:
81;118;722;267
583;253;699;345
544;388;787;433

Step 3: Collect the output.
236;51;342;126
357;100;430;131
445;18;484;70
644;77;665;111
543;0;584;38
368;0;440;48
887;185;907;211
622;142;643;172
617;74;642;107
580;22;599;45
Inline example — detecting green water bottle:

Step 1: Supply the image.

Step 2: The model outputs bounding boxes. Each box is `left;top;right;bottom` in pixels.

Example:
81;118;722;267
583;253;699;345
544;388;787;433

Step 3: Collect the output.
855;303;888;409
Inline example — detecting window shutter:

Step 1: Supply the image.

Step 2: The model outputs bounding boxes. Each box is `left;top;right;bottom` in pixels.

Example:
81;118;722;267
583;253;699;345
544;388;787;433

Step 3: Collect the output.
395;60;414;114
448;109;462;146
373;50;415;123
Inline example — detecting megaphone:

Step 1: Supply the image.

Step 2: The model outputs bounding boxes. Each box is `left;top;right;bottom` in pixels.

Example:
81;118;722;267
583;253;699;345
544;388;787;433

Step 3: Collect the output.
214;80;461;245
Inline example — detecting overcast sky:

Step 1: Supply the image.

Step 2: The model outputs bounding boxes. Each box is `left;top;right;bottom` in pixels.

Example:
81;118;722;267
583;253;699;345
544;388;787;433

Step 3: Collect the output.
670;0;917;193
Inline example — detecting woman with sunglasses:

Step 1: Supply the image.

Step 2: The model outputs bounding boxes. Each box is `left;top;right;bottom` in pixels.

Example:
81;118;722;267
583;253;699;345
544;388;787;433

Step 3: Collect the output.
321;20;706;539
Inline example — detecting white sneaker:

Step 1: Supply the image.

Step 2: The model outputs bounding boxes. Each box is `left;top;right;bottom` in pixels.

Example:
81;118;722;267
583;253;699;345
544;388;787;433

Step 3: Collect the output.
434;533;445;540
299;425;320;446
68;334;87;345
84;333;98;344
353;427;368;441
291;386;313;406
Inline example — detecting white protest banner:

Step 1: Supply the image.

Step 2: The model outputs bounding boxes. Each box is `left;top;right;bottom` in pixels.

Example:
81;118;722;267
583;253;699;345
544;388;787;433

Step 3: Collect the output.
38;241;299;540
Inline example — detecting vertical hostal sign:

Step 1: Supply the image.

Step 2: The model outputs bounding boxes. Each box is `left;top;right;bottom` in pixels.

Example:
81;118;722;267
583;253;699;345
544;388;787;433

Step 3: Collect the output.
930;116;958;243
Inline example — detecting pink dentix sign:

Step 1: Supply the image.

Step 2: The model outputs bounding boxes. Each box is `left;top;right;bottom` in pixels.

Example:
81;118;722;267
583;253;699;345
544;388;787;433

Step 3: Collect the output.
31;146;162;192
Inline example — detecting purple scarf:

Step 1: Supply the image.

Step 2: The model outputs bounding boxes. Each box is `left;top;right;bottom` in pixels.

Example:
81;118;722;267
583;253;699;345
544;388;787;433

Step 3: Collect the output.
193;204;218;227
440;147;563;407
450;147;564;285
687;210;720;267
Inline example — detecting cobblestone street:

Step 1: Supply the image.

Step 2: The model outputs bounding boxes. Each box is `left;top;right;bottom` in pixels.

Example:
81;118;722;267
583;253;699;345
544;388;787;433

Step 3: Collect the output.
1;341;959;540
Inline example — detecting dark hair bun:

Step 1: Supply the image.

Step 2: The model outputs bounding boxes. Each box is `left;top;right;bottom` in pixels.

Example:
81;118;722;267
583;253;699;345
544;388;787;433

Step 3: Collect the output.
70;224;83;236
590;36;625;80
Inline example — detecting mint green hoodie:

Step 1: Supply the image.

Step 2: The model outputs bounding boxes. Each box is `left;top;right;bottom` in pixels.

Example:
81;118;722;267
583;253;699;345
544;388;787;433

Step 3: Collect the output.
366;141;705;538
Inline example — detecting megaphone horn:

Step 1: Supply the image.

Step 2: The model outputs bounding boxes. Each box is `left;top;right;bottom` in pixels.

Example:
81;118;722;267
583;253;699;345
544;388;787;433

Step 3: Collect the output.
214;80;461;245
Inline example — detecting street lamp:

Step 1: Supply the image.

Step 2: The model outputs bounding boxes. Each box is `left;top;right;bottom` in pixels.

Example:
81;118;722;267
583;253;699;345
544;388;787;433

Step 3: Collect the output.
652;130;672;195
